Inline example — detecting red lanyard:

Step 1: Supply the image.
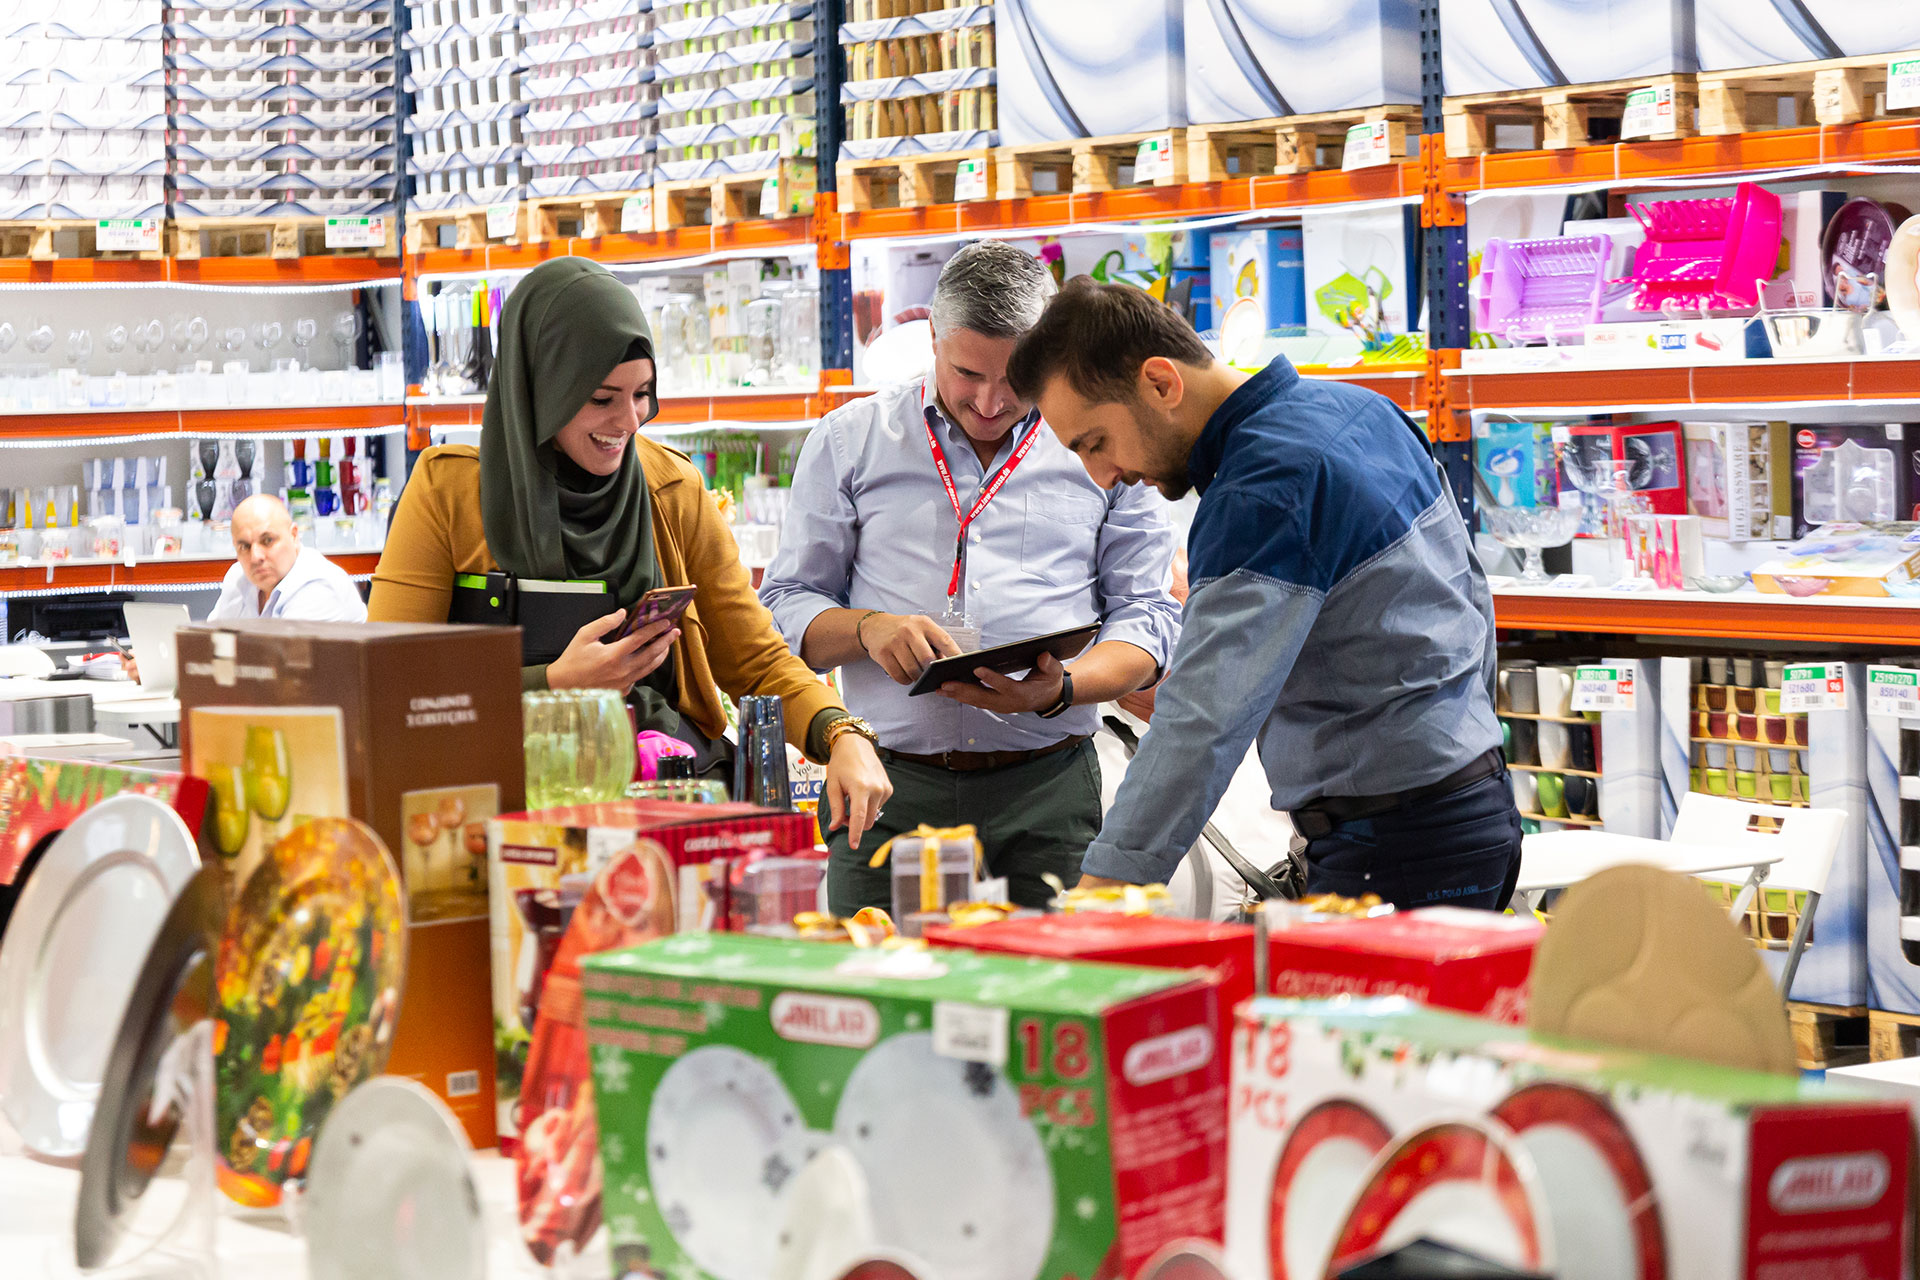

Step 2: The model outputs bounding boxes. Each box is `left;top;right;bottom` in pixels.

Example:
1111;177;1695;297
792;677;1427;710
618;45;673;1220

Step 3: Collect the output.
921;389;1041;600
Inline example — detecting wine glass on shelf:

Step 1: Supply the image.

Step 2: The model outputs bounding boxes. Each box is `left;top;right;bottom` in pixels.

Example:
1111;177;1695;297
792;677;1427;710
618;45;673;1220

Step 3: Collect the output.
292;316;317;370
103;323;128;375
252;320;283;366
1482;503;1581;586
331;309;361;370
24;319;52;357
0;320;16;354
1559;439;1653;584
65;327;92;373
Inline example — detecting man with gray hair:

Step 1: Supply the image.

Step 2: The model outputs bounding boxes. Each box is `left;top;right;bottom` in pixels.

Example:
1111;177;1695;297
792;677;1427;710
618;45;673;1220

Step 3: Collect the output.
761;240;1179;911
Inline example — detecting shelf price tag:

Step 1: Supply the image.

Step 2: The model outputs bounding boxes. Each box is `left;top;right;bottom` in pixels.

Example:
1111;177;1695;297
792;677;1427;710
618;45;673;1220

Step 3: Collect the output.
324;216;386;249
954;157;988;202
620;192;653;233
1889;57;1920;111
1133;134;1171;182
1620;84;1676;139
1572;664;1633;712
95;218;158;252
1867;666;1920;719
1341;121;1393;171
1782;662;1847;712
485;203;518;240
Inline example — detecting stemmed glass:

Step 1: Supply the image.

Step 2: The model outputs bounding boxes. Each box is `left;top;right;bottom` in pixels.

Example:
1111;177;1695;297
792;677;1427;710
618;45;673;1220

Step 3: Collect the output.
24;319;52;358
292;316;317;370
252;320;283;364
65;327;92;373
332;309;360;370
1483;504;1582;585
131;319;163;373
1560;441;1654;584
103;324;128;376
0;320;16;355
170;313;209;365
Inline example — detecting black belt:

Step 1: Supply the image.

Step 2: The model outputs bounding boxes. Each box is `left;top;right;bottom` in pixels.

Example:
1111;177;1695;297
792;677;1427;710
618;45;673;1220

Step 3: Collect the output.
882;734;1089;773
1291;749;1506;841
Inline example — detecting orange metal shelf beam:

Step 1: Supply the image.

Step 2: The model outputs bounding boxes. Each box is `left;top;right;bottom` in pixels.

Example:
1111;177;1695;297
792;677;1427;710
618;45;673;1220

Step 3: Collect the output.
1298;362;1430;413
837;164;1420;241
1494;591;1920;645
1450;358;1920;411
408;393;821;432
0;257;399;286
1444;119;1920;194
0;404;403;441
409;218;814;276
0;551;380;594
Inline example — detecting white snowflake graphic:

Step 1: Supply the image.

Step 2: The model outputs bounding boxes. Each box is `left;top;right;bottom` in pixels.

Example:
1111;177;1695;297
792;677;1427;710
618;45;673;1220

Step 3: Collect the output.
593;1043;634;1095
1076;1196;1099;1221
903;1010;924;1030
610;1212;642;1240
602;1132;627;1166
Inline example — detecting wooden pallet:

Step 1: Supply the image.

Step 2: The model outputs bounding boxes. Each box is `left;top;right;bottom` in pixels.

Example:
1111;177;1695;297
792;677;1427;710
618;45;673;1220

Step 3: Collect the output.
651;161;815;231
837;146;995;211
996;128;1187;198
1869;1007;1920;1062
1787;1002;1870;1072
404;205;526;254
0;220;164;262
524;190;648;243
1445;73;1698;156
1187;105;1421;181
169;216;399;260
1698;51;1920;135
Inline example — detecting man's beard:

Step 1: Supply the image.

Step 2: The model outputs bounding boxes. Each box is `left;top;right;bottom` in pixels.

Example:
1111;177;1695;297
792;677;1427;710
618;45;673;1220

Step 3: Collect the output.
1129;401;1190;499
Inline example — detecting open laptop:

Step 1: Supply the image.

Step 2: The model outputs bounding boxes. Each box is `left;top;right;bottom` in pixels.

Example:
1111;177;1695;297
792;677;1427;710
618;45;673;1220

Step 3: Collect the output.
121;602;192;696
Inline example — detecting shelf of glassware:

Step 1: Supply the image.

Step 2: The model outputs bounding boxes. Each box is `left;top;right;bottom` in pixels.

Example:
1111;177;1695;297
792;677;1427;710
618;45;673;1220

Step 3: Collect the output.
834;163;1423;242
0;257;401;287
1440;118;1920;195
407;390;829;433
1446;357;1920;413
0;404;407;442
409;218;817;279
0;550;381;595
1493;586;1920;646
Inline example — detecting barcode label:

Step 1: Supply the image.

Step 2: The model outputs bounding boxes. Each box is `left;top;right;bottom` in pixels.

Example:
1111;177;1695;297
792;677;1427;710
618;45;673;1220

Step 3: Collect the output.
1868;666;1920;719
1620;84;1676;139
954;157;988;201
1782;662;1846;712
486;203;517;239
1134;135;1170;182
96;218;158;252
1341;120;1394;170
446;1070;480;1098
1889;58;1920;111
621;193;652;233
325;216;385;249
1572;664;1633;711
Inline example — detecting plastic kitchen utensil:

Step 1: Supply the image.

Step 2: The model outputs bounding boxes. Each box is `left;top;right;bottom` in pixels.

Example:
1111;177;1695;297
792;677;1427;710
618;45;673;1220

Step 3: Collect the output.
1475;234;1612;343
1625;183;1783;312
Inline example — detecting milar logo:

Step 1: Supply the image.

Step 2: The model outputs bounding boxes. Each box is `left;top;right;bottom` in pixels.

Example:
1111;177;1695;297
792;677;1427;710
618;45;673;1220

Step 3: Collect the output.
1767;1152;1890;1214
1121;1025;1213;1086
770;992;879;1048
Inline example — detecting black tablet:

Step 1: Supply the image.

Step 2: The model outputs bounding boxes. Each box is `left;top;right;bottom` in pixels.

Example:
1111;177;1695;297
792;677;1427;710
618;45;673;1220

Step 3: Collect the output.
906;623;1101;697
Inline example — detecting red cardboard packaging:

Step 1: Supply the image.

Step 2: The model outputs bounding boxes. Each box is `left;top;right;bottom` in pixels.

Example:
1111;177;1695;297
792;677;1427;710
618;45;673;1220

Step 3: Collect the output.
1265;907;1543;1023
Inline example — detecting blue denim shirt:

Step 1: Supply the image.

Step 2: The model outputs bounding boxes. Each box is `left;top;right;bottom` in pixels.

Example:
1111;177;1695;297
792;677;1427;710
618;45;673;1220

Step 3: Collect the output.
1084;358;1502;883
760;376;1180;755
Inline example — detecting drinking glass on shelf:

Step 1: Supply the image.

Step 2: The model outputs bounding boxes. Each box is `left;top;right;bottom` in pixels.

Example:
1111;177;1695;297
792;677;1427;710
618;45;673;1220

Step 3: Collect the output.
292;316;317;370
743;292;781;386
0;320;15;354
252;320;283;364
24;319;52;356
103;323;128;374
65;327;92;373
782;280;819;385
332;309;361;370
659;293;696;393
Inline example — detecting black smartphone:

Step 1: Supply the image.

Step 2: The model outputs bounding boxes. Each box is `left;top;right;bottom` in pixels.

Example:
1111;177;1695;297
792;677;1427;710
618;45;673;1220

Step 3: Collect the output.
612;585;697;642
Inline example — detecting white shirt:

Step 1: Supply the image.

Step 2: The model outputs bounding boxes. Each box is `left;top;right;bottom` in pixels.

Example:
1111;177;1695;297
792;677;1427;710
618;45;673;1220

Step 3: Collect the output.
209;545;368;623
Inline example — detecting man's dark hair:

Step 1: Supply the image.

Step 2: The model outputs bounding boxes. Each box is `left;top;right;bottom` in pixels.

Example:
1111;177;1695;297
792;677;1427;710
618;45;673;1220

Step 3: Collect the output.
1007;275;1213;405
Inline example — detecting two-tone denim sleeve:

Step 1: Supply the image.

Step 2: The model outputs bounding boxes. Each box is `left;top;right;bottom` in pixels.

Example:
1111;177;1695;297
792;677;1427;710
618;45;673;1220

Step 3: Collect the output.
1088;481;1180;676
1080;568;1323;884
758;409;859;669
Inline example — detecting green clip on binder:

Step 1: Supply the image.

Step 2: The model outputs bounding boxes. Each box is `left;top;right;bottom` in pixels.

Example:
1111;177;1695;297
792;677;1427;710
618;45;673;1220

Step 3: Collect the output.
449;572;612;666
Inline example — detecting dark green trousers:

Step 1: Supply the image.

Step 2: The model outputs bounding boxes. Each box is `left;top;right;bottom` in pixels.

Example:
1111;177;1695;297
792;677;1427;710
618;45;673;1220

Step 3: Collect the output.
823;740;1102;914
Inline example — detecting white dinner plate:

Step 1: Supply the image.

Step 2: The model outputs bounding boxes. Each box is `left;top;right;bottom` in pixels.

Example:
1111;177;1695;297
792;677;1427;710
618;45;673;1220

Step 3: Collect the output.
1266;1099;1392;1280
303;1076;484;1280
1492;1084;1663;1280
647;1044;819;1280
832;1032;1054;1280
0;794;197;1159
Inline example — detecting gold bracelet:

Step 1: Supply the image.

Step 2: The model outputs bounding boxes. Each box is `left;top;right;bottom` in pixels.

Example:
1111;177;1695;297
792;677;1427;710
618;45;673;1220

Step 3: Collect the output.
854;609;883;656
824;715;879;752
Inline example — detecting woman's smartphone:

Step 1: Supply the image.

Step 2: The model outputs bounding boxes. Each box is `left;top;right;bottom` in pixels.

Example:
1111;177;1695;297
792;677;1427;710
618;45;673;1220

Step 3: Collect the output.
611;585;697;642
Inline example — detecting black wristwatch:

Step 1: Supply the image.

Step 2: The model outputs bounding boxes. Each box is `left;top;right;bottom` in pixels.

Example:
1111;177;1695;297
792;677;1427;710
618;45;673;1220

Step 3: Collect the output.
1038;669;1074;719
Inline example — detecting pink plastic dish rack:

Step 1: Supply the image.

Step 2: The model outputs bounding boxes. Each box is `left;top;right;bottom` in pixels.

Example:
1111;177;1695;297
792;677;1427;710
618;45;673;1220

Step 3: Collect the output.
1475;233;1613;343
1625;182;1782;312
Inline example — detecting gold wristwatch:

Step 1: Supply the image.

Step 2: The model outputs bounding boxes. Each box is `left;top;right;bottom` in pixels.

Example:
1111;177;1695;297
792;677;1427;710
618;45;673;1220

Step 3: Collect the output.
824;715;880;752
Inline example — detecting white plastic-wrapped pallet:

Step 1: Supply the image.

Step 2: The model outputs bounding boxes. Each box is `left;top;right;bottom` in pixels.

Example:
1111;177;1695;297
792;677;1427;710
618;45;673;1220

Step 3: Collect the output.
404;0;526;212
519;0;652;199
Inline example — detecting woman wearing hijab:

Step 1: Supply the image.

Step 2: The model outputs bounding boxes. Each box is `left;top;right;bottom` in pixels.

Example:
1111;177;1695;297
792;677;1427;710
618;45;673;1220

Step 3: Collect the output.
370;257;891;848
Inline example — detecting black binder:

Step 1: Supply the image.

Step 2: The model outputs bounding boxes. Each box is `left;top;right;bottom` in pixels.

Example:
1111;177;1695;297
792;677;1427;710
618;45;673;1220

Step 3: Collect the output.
448;571;614;666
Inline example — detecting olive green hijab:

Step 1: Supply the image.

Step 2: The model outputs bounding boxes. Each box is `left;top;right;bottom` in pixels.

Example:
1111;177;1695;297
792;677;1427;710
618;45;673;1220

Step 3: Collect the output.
479;256;660;607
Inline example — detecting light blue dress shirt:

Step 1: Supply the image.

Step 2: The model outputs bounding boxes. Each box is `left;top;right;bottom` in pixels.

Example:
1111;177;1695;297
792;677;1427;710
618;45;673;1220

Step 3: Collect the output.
760;376;1180;756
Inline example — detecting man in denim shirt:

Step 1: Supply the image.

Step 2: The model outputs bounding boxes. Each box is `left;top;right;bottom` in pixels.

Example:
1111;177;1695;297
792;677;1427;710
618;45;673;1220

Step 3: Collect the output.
762;244;1180;911
1009;278;1520;909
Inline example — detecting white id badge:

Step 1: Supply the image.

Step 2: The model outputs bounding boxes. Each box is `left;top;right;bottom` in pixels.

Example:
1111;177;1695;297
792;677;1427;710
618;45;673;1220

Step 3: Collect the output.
939;608;980;656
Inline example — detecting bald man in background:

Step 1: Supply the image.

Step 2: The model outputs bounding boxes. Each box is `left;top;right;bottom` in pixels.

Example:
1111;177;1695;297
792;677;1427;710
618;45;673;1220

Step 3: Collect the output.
209;493;368;622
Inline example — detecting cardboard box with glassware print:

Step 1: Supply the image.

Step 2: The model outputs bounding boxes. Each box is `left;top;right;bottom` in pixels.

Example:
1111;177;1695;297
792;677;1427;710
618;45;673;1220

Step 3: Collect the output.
1683;421;1791;542
486;799;820;1148
584;932;1228;1280
1224;998;1911;1280
1559;421;1687;534
176;619;525;1148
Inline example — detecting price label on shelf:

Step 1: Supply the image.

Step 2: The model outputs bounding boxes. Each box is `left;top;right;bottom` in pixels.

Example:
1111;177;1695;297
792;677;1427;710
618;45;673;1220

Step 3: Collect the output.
1620;84;1676;139
1782;662;1847;712
1341;121;1394;170
620;192;652;233
759;175;782;218
1867;666;1920;719
1889;57;1920;111
485;203;517;240
1133;134;1171;182
95;218;158;252
1572;665;1634;712
954;157;988;202
324;216;386;249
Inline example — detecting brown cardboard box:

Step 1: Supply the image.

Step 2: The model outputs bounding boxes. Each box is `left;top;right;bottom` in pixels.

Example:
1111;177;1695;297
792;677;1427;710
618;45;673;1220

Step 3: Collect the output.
177;619;523;1148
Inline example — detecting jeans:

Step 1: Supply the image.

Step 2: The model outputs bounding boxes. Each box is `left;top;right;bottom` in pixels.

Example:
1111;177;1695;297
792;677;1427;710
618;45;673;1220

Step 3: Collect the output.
1303;770;1524;911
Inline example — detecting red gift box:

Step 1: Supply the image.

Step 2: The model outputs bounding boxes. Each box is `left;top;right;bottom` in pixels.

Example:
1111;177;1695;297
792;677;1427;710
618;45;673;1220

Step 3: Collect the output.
1265;907;1542;1022
1565;420;1689;522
